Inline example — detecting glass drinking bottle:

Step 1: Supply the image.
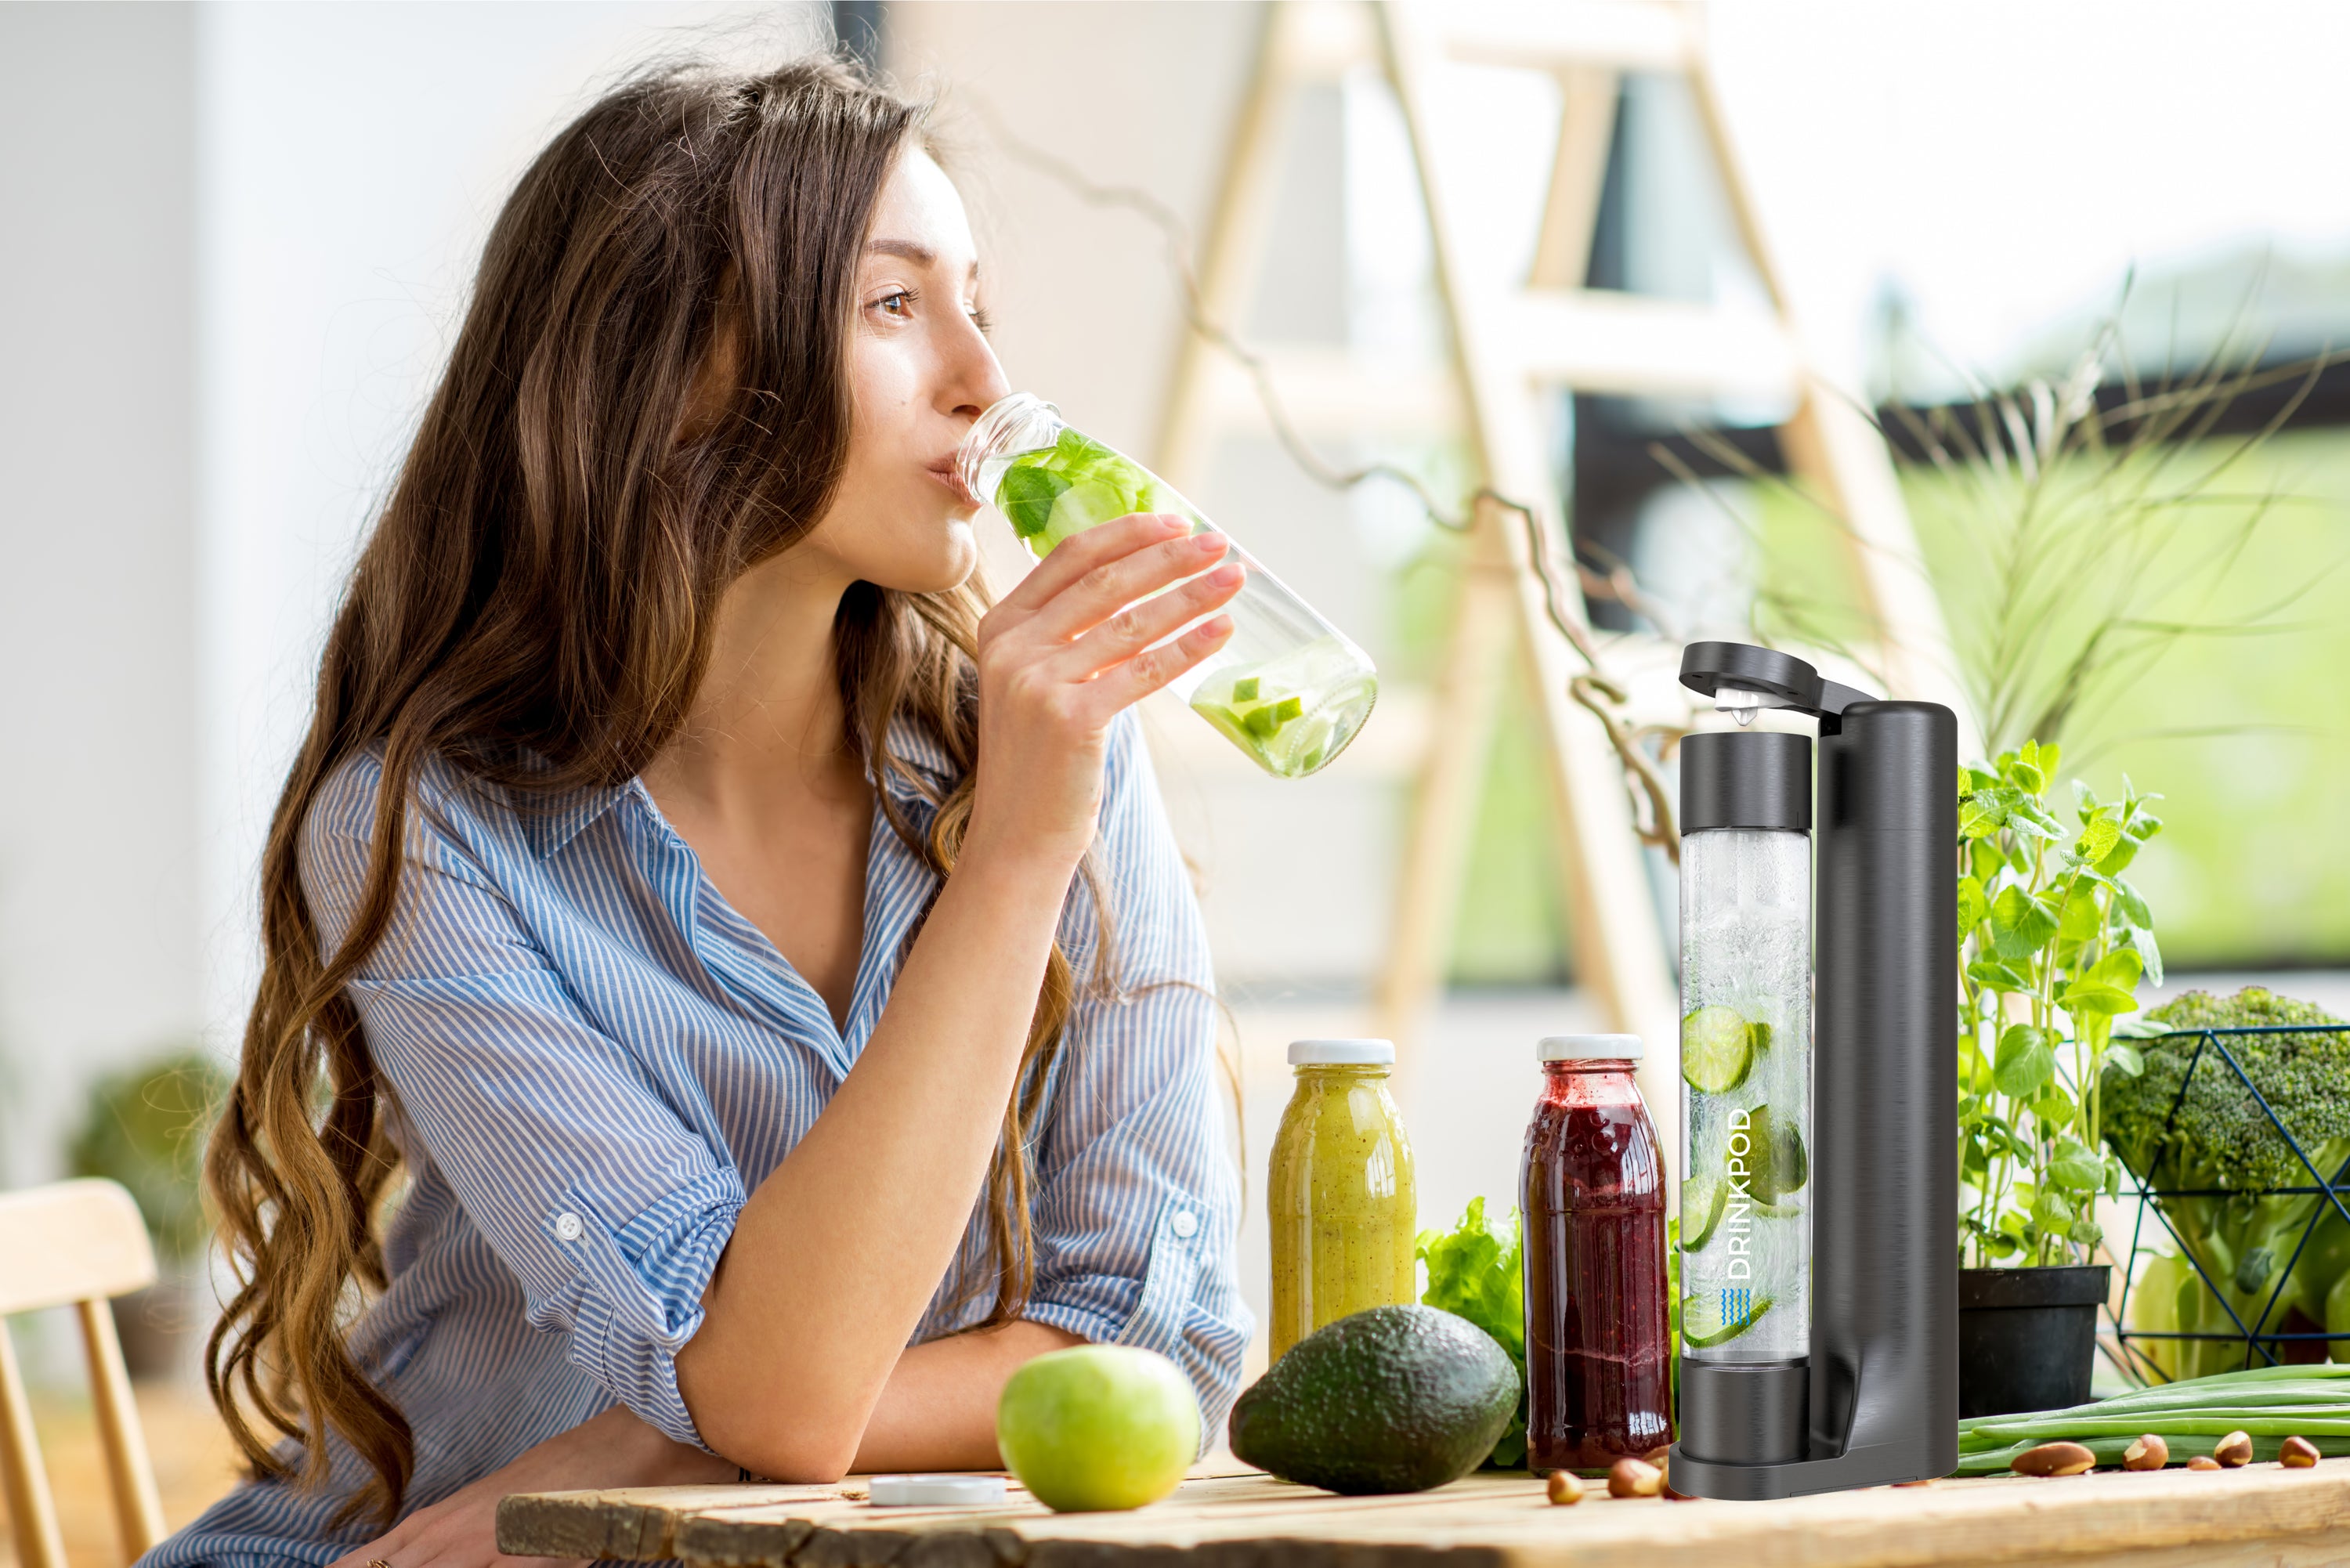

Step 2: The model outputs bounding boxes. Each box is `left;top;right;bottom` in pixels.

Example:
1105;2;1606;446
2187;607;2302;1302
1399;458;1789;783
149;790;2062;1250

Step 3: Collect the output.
956;393;1378;779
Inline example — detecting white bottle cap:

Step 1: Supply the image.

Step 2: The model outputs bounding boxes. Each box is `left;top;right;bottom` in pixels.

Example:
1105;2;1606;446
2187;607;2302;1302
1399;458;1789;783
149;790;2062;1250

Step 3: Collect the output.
1538;1034;1643;1062
1286;1039;1396;1066
868;1474;1008;1507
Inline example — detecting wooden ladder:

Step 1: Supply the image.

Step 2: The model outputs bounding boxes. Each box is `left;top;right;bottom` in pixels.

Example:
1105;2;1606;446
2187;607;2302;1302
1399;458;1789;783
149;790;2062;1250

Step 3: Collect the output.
1152;0;1968;1134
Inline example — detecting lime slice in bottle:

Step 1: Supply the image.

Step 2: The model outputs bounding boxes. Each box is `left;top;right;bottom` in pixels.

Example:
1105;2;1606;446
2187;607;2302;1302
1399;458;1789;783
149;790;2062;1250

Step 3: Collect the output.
1773;1117;1809;1195
1681;1006;1753;1093
1744;1104;1778;1204
1681;1289;1773;1349
1681;1174;1729;1252
1748;1020;1773;1057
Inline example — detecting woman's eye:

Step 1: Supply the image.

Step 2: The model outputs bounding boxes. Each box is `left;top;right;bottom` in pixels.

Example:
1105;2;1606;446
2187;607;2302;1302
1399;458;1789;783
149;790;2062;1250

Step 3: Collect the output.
968;302;995;335
873;289;916;319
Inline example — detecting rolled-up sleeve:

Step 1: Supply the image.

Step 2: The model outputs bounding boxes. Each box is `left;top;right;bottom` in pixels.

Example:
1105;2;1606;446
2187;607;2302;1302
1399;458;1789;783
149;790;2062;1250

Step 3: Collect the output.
302;754;739;1451
1021;715;1253;1444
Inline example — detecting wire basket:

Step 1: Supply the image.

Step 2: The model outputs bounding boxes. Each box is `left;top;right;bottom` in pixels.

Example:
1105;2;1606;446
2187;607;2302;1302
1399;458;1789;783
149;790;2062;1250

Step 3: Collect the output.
2108;1023;2350;1382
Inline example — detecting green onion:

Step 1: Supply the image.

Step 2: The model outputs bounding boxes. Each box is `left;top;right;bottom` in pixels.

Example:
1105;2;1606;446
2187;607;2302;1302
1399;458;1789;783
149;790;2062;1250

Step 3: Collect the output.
1955;1364;2350;1473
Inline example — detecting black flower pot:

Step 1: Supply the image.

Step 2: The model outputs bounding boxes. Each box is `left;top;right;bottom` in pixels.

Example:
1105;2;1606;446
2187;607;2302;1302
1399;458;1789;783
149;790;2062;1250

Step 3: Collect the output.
1958;1265;2110;1418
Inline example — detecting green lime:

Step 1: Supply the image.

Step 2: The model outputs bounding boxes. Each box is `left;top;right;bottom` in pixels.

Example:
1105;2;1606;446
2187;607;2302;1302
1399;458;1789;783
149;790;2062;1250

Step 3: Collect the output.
1749;1020;1773;1057
996;1346;1199;1512
1745;1104;1779;1204
1681;1006;1752;1093
1773;1117;1809;1195
1681;1289;1773;1349
1681;1174;1729;1252
1730;1104;1809;1204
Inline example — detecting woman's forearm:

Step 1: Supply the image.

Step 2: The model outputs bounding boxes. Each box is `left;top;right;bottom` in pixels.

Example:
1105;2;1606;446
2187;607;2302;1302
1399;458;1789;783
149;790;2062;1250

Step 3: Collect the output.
677;838;1077;1477
849;1320;1084;1474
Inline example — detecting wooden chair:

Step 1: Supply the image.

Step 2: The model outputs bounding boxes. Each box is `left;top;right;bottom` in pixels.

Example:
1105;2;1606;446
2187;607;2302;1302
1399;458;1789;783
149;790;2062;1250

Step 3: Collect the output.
0;1179;166;1568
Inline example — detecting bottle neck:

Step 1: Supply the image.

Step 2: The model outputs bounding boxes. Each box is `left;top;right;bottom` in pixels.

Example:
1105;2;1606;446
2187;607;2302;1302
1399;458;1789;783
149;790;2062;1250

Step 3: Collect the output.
955;392;1063;498
1539;1060;1641;1104
1294;1064;1390;1086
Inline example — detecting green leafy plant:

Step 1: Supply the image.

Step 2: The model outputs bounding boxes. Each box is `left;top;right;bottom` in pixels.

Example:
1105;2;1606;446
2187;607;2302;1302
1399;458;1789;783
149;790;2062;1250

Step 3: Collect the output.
1958;742;2164;1266
67;1047;226;1264
1417;1198;1526;1468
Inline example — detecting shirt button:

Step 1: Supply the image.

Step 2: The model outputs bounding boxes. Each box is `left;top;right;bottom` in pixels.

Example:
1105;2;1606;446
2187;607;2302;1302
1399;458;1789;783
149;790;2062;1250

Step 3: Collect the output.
1170;1210;1198;1239
553;1212;584;1241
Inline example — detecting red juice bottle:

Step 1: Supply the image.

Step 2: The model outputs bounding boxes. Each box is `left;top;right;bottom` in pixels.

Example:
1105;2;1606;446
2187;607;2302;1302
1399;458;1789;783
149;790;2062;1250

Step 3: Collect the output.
1520;1034;1672;1471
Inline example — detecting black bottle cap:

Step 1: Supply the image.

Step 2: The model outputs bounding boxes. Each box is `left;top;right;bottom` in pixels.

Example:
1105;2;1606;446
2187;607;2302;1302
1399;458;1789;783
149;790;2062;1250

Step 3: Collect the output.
1682;729;1810;834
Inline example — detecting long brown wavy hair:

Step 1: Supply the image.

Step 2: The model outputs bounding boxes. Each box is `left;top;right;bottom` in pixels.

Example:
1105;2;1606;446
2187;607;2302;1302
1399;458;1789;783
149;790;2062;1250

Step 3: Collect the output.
203;56;1090;1526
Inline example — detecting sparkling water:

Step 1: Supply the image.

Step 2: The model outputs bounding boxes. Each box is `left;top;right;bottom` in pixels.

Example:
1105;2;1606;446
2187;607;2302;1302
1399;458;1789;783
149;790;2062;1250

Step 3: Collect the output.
1679;826;1812;1364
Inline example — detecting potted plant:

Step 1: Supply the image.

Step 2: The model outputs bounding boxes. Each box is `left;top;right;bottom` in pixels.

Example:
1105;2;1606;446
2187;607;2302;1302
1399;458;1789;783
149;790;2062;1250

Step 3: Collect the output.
1955;742;2163;1415
67;1046;226;1378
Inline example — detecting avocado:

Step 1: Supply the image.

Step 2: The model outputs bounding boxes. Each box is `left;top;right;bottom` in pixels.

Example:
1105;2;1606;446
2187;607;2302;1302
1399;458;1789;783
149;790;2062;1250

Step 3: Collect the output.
1227;1304;1518;1494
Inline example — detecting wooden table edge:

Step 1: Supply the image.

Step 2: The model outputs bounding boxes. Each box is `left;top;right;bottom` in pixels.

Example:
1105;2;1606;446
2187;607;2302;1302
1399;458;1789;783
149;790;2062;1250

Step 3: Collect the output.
497;1459;2350;1568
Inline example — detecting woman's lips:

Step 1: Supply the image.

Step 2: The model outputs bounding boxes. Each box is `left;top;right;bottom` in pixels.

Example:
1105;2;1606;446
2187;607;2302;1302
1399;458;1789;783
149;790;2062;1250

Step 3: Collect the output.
927;459;979;507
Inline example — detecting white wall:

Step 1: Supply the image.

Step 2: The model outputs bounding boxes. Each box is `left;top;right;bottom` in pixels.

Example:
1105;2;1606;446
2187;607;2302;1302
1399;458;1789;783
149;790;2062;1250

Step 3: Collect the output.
193;0;829;1060
0;3;201;1186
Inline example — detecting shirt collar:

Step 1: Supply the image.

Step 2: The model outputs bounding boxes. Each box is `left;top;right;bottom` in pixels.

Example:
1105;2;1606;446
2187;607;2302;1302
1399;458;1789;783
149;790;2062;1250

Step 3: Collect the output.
519;781;631;859
519;714;961;861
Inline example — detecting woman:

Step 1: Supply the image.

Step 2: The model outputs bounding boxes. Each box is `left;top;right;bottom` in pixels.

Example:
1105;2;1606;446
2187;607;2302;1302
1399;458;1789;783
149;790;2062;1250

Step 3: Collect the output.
151;55;1251;1567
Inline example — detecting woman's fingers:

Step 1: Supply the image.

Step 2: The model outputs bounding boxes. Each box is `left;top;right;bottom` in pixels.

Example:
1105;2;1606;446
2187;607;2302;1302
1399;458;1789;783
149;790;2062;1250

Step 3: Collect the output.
1074;614;1237;722
993;511;1191;620
1025;529;1232;649
1047;559;1245;682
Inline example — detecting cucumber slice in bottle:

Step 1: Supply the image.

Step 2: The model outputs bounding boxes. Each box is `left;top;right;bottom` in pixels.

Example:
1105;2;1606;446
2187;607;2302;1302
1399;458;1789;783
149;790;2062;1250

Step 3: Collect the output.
1681;1289;1773;1349
1681;1174;1729;1251
1680;1006;1753;1093
1241;694;1303;739
1044;479;1126;546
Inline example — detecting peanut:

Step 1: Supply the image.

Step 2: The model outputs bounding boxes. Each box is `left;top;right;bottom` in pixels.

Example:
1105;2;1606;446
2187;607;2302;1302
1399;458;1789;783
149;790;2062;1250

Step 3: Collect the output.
2011;1441;2097;1477
2186;1455;2222;1471
1608;1458;1664;1498
2214;1430;2254;1468
2124;1433;2169;1472
2280;1436;2320;1469
1546;1470;1585;1505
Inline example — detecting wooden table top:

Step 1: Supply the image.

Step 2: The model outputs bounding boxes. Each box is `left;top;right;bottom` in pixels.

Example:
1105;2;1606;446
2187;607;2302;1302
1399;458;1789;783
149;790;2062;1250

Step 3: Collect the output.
498;1457;2350;1568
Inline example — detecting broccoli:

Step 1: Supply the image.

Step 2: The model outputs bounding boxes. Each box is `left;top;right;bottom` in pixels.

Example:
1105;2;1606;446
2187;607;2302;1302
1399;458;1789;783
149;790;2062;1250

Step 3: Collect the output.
2102;987;2350;1381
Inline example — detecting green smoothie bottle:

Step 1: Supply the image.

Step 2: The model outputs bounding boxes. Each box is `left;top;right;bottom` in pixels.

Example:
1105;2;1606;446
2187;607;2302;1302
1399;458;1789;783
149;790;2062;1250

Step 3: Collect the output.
1267;1039;1418;1362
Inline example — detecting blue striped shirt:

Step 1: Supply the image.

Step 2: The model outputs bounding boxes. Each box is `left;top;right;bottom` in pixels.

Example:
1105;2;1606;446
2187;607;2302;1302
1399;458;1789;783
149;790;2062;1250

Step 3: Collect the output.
146;712;1248;1565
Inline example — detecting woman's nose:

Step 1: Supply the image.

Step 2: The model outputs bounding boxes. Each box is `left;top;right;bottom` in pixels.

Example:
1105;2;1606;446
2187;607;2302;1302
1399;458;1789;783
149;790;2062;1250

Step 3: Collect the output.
945;313;1011;418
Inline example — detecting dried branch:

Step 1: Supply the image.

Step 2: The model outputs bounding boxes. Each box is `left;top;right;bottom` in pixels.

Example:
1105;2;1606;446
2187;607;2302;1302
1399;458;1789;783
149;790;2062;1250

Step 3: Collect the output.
976;104;1689;858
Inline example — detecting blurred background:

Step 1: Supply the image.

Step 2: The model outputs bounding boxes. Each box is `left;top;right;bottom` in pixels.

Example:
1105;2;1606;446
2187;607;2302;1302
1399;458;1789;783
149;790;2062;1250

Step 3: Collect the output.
3;0;2348;1549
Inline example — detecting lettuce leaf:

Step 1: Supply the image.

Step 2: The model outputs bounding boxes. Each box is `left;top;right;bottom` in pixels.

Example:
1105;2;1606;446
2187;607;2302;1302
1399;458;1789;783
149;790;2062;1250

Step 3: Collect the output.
1416;1197;1527;1468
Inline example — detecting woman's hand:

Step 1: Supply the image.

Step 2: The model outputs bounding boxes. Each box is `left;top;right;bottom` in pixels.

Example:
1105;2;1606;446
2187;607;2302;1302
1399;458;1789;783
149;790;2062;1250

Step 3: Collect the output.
327;1404;731;1568
967;512;1241;868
